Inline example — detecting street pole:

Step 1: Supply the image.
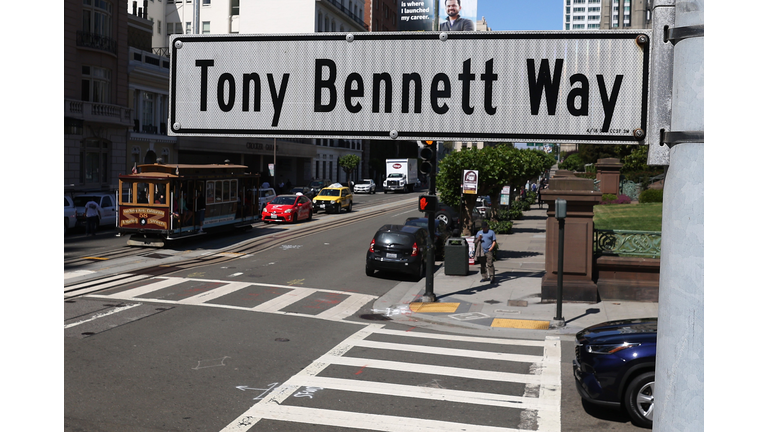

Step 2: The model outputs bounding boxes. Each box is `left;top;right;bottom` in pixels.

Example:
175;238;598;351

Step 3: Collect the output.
554;199;566;326
653;1;704;429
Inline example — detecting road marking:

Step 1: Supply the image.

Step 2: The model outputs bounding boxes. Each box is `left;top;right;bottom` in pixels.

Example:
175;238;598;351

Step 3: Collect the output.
492;318;551;330
64;303;142;329
220;325;562;432
80;274;377;323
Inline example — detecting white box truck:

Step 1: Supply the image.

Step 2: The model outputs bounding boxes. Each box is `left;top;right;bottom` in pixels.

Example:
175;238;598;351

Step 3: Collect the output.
384;158;418;193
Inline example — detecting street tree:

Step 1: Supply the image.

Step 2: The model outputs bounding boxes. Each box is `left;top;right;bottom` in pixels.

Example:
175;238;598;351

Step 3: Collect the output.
338;154;360;188
435;145;545;234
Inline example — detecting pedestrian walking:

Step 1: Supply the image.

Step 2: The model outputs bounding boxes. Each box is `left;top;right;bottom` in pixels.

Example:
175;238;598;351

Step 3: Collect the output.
474;221;497;283
84;199;102;236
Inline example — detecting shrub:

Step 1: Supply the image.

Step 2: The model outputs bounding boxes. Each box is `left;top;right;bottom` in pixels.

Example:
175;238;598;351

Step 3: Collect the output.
600;194;632;205
639;188;664;203
487;220;513;234
506;202;525;220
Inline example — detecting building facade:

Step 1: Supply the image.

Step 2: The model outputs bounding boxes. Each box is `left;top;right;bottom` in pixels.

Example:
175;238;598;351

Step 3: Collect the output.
64;0;133;194
563;0;650;31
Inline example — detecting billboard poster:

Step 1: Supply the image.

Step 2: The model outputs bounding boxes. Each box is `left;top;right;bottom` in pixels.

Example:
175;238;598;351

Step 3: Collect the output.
397;1;436;32
438;0;477;32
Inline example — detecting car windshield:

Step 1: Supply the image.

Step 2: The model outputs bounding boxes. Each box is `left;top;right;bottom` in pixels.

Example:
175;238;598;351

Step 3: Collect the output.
405;219;428;229
290;188;304;193
377;232;414;245
319;189;340;197
310;181;324;188
270;196;296;205
388;173;404;178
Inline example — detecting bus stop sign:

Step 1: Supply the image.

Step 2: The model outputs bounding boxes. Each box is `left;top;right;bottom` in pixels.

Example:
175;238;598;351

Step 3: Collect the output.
169;31;650;144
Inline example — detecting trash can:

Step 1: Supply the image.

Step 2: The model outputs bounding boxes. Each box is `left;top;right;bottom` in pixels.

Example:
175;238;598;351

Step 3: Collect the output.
444;237;469;276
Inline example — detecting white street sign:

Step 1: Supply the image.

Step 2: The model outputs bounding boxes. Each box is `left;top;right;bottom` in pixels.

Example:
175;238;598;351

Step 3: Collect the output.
169;32;650;144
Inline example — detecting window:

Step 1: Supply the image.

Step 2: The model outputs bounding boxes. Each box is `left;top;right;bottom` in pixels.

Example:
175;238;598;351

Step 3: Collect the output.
81;65;111;103
82;0;113;37
167;22;183;36
80;138;110;185
186;22;191;34
231;0;239;15
157;20;162;34
202;21;210;34
203;0;210;4
142;92;155;128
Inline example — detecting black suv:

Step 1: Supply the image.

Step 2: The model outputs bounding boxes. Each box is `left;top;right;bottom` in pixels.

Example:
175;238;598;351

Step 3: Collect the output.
573;318;657;428
308;179;332;197
365;224;430;281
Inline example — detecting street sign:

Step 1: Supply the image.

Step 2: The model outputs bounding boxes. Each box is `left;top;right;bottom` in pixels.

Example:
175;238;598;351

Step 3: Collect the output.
463;169;478;194
169;31;650;144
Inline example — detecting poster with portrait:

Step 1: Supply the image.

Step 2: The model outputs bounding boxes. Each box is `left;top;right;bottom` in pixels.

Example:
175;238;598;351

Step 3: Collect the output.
397;1;436;32
438;0;477;32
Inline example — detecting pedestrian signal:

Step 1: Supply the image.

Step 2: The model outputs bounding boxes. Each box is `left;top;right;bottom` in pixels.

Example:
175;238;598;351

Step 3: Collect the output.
418;195;438;212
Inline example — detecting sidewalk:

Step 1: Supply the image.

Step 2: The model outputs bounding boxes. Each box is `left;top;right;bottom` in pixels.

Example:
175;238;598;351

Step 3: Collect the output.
372;205;659;337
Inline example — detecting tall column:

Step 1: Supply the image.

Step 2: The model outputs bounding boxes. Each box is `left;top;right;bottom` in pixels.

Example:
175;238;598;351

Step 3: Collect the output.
655;1;704;430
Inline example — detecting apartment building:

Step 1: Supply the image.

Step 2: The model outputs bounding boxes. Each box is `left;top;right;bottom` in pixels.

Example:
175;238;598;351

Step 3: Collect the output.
64;0;133;193
564;0;650;31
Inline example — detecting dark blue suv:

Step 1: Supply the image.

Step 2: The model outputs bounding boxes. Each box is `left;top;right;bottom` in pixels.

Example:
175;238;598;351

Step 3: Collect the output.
573;318;657;428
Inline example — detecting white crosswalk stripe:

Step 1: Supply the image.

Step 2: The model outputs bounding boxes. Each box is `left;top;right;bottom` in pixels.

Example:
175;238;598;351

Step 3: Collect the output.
82;274;377;323
222;324;562;432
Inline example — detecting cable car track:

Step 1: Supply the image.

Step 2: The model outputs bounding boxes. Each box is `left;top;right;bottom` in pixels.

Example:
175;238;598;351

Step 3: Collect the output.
64;199;416;298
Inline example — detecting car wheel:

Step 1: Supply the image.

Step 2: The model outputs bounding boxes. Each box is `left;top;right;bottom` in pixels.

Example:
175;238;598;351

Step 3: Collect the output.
64;219;68;235
307;209;312;221
625;372;655;428
411;260;424;282
365;265;374;277
383;190;388;194
436;212;451;229
347;202;353;213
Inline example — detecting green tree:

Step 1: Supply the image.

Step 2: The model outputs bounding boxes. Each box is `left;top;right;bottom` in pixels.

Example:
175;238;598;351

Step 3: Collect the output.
621;145;650;173
338;154;360;188
435;145;544;234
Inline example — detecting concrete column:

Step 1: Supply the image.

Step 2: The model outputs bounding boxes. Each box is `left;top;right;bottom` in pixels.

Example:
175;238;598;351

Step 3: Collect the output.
654;1;704;430
540;171;602;303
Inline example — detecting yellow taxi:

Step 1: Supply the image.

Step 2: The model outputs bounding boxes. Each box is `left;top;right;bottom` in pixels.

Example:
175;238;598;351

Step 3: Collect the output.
312;184;353;213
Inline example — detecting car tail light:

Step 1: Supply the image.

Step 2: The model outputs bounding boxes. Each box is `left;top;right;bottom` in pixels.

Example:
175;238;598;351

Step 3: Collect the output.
369;239;375;253
411;241;419;256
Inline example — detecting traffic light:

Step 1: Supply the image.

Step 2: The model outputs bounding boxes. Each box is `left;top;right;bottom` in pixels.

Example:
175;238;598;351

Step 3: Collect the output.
418;195;438;212
419;140;435;175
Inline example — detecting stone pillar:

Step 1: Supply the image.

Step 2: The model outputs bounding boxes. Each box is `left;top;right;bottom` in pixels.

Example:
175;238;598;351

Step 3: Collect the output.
595;157;623;196
540;171;602;303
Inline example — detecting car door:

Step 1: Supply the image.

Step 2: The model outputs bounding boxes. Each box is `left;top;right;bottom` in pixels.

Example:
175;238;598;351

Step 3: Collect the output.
298;196;310;219
100;195;116;226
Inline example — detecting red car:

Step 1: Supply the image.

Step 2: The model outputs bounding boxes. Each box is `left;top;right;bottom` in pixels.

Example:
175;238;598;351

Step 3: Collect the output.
261;194;313;223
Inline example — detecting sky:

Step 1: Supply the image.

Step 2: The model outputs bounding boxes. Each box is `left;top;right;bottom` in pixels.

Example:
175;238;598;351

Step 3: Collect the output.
476;0;564;31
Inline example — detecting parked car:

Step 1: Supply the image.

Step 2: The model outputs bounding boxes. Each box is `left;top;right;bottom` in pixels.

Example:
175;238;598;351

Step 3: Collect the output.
290;186;315;199
403;217;451;260
365;224;430;281
475;196;491;217
262;194;313;224
64;196;77;234
573;318;657;429
256;188;277;213
308;179;332;197
435;201;484;234
73;193;117;229
312;185;353;213
354;179;376;194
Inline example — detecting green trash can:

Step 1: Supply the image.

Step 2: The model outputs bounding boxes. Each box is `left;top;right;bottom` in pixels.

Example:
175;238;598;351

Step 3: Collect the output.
444;237;469;276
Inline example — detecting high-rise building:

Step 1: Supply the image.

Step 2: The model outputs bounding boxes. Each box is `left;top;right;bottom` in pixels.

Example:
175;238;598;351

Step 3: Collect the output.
563;0;650;31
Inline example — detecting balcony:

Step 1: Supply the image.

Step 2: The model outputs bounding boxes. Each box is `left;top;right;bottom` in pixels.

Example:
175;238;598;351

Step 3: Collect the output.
324;0;369;30
64;98;133;128
76;31;117;55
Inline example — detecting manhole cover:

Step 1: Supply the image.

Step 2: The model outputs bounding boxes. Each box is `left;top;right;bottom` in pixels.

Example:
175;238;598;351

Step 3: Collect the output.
275;338;290;342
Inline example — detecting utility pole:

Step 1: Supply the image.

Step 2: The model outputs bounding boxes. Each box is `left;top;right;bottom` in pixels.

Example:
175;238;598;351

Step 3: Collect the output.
651;1;704;430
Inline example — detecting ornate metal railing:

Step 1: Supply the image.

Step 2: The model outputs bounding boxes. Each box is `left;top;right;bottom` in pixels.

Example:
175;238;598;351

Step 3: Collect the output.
76;31;117;54
620;179;639;201
594;229;661;258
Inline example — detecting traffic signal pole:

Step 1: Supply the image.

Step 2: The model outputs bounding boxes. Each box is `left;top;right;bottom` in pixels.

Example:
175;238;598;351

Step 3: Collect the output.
419;141;438;302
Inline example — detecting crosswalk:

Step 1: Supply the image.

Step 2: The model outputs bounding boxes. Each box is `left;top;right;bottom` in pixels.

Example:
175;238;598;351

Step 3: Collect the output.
221;324;562;432
78;274;378;323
